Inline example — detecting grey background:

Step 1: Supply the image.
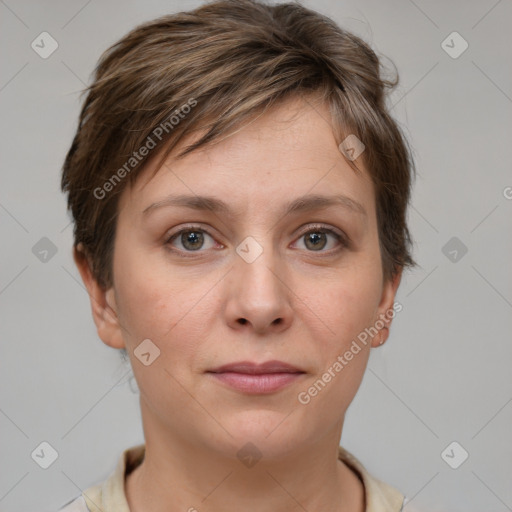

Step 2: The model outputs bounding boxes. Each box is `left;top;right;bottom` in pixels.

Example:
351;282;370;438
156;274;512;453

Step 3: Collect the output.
1;1;511;511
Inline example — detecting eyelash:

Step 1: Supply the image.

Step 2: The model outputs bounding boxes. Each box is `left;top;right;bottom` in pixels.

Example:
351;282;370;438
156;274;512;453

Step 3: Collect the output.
164;223;349;258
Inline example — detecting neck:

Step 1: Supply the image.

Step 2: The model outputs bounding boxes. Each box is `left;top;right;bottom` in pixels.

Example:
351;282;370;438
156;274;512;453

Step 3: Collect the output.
126;403;364;512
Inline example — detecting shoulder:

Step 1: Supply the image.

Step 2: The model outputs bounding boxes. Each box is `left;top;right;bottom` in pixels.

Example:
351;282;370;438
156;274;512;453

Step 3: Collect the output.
56;444;144;512
338;445;406;512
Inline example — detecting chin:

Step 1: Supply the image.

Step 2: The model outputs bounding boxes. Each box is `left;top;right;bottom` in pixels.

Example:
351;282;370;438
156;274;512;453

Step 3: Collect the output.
215;408;310;460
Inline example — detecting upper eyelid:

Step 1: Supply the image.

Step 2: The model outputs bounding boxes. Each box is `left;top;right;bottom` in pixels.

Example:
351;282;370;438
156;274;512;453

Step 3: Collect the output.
166;224;217;242
295;223;345;238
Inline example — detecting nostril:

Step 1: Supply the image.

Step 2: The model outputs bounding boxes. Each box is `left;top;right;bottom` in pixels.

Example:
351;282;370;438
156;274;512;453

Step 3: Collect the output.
238;318;247;325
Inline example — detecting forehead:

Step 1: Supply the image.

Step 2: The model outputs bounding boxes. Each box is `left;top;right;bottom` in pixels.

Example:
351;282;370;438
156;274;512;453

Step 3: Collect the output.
119;95;376;221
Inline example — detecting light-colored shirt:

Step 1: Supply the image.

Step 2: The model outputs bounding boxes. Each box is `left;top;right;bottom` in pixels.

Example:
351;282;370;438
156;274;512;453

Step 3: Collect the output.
58;444;405;512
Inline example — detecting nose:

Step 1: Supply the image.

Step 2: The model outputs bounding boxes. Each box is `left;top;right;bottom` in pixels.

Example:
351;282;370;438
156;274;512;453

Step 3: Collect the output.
223;241;293;335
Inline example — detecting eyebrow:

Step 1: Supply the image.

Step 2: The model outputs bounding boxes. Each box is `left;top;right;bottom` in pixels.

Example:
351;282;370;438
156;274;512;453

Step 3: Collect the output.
142;193;367;218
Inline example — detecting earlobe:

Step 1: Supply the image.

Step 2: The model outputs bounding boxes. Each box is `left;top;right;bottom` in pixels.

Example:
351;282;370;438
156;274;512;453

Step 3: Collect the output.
73;244;126;350
372;268;402;348
377;326;389;345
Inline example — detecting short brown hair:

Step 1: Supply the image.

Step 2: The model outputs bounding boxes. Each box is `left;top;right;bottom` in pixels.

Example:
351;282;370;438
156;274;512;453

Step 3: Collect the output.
61;0;416;288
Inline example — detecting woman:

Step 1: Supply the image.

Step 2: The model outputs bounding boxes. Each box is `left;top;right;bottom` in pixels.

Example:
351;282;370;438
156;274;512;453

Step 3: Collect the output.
59;1;416;510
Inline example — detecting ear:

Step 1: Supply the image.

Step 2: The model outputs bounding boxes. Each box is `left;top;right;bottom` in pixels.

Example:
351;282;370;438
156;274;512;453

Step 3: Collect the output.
371;268;402;348
73;243;126;349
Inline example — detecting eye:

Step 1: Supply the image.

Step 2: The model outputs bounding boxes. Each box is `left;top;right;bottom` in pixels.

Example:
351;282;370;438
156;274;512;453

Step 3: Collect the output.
165;223;347;257
165;225;219;253
293;224;347;253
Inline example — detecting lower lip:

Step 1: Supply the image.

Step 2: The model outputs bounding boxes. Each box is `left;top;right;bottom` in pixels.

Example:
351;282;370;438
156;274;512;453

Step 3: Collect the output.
208;372;303;394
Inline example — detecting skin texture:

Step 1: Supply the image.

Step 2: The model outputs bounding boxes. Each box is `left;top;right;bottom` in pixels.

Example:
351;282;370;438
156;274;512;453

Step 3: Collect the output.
75;94;401;512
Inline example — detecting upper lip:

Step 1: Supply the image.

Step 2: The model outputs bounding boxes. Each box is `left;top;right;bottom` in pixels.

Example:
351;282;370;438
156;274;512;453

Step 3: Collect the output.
208;360;304;374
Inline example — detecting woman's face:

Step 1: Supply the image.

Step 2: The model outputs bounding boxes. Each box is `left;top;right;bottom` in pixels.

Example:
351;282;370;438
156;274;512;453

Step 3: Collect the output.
94;95;400;458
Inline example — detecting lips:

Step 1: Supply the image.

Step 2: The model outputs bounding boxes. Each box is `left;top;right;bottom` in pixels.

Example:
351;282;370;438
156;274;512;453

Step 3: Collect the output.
208;360;304;375
207;360;305;394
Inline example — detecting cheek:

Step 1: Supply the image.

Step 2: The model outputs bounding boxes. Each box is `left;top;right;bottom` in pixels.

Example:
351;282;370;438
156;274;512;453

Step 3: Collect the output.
295;277;378;419
113;257;208;403
113;248;222;379
113;247;194;346
304;267;382;351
